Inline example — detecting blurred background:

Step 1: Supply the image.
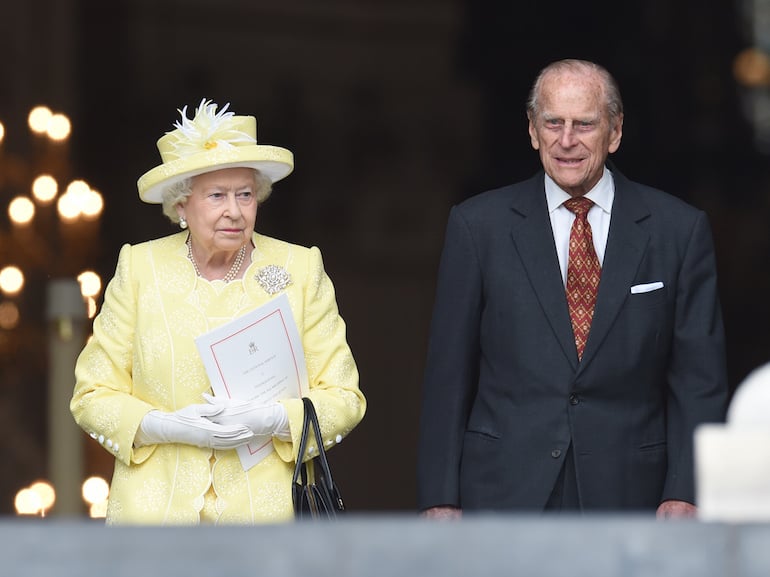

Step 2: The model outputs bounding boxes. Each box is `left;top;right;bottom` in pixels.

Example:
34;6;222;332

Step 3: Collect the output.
0;0;769;517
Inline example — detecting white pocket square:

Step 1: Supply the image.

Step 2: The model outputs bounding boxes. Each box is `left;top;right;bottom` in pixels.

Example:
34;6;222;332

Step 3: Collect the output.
630;281;664;294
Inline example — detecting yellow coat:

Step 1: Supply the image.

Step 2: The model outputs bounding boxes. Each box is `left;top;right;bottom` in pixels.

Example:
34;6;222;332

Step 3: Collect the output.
71;231;365;524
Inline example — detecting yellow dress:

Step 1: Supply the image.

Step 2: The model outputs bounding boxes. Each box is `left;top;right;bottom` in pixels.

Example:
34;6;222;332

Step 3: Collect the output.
71;231;365;525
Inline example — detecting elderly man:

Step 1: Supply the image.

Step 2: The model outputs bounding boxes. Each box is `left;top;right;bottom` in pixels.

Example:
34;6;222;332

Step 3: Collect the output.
417;59;729;519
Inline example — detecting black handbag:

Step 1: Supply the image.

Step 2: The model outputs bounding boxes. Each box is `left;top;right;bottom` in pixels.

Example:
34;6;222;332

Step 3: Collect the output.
292;397;345;519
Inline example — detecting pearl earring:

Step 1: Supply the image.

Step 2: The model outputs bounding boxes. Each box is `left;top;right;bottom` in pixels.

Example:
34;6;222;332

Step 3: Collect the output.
179;217;188;229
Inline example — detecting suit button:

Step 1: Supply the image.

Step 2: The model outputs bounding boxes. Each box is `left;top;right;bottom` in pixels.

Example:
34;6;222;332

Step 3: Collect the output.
551;449;561;459
569;393;579;405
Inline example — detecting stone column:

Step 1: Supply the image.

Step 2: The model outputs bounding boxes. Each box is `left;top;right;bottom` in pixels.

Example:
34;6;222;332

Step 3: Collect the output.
46;278;86;516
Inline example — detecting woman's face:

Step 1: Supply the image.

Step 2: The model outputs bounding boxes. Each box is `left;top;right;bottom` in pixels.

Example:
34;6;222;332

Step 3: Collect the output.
178;167;258;255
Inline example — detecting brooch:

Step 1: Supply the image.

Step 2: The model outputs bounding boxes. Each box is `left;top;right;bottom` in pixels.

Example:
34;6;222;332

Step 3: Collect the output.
255;265;292;294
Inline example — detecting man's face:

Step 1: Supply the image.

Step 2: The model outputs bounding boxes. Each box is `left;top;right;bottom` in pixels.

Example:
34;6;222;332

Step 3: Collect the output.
528;70;623;197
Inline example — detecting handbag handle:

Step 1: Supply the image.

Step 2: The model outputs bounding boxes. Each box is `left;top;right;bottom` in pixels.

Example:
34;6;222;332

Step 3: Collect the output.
304;398;338;491
292;397;345;515
292;398;313;488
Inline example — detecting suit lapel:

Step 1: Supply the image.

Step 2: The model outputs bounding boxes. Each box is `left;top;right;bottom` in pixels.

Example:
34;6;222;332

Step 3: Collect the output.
509;174;578;369
579;171;650;368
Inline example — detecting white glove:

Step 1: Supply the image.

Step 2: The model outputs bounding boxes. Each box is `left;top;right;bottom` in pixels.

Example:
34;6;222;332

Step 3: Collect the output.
203;393;290;439
134;404;255;449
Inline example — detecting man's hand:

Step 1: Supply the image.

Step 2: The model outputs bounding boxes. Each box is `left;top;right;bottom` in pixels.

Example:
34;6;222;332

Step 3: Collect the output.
656;500;697;519
421;506;462;520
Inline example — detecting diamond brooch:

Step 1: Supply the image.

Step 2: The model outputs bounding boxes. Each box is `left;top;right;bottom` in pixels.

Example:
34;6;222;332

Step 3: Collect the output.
255;265;292;294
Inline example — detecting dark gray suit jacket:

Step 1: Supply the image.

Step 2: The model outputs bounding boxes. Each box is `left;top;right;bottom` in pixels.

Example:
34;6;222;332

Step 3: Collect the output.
417;167;729;512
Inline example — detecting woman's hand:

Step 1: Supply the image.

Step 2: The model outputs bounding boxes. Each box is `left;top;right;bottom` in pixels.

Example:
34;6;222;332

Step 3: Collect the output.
203;394;290;439
134;404;255;449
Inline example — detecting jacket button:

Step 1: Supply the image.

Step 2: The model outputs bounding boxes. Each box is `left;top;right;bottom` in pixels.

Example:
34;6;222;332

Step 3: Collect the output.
569;393;579;405
551;449;562;459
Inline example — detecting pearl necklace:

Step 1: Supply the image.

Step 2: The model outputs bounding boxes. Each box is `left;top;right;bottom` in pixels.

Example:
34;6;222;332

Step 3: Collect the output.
186;237;247;283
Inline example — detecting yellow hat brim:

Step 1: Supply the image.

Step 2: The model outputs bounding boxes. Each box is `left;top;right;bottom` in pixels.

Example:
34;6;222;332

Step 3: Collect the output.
137;144;294;204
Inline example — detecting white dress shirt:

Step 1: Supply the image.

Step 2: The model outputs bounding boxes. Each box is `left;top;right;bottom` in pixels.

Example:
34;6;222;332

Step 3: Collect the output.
545;167;615;286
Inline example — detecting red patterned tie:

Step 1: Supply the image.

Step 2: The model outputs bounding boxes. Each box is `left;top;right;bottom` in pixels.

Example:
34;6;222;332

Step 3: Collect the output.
564;197;601;360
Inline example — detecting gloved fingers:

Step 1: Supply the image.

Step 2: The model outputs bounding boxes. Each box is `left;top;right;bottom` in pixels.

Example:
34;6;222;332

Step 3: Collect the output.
213;423;254;438
137;408;255;449
197;422;254;449
207;404;276;430
176;403;223;420
215;404;266;419
203;393;253;410
183;417;253;436
170;408;253;436
211;403;286;439
208;426;258;449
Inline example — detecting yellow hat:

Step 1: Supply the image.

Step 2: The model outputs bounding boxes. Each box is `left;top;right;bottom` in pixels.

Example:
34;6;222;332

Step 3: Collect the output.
137;99;294;203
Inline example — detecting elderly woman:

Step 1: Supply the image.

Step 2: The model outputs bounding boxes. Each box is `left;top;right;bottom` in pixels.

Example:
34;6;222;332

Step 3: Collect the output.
70;99;366;524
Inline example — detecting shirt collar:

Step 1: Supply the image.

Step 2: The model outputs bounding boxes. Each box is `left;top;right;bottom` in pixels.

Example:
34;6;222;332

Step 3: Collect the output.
545;166;614;214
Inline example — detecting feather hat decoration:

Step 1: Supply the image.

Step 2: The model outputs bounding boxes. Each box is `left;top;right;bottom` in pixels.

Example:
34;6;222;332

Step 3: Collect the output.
137;99;293;204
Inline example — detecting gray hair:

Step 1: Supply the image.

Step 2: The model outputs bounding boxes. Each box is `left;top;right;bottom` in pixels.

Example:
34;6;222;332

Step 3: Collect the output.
160;168;273;223
526;59;624;121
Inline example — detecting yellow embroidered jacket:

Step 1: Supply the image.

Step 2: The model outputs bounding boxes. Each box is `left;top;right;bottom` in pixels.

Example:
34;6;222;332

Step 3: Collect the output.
71;231;365;524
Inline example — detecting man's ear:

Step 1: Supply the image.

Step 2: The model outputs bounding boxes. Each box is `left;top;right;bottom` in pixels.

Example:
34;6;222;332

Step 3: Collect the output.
528;115;540;151
608;114;623;154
